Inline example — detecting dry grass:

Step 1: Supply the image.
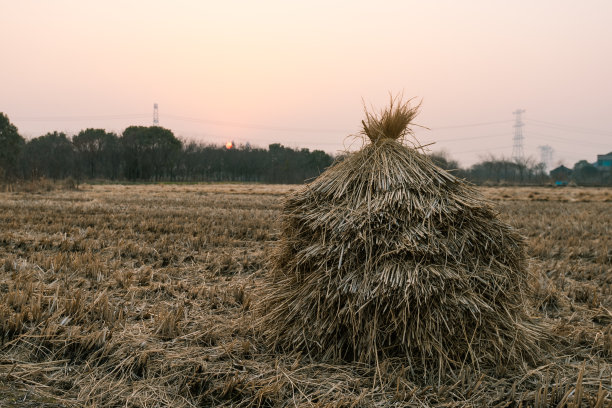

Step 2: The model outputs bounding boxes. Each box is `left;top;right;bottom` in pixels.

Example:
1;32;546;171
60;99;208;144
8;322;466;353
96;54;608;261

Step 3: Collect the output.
0;184;610;406
1;178;79;193
481;186;612;202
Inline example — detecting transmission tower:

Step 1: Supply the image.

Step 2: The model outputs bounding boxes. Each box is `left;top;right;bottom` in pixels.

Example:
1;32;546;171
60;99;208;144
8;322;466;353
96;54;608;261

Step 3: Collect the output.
538;145;553;171
512;109;525;162
153;103;159;125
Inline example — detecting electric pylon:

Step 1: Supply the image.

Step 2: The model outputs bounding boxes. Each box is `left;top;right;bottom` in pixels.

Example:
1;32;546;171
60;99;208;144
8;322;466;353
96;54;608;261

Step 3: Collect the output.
512;109;525;162
153;103;159;125
538;145;553;171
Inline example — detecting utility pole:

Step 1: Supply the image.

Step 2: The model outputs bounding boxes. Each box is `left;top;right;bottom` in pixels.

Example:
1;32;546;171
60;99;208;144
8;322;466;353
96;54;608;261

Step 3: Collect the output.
538;145;553;171
512;109;525;162
153;103;159;125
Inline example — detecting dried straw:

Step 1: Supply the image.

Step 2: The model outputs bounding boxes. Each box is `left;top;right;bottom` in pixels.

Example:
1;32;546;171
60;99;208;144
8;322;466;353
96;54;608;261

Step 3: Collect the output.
257;98;542;377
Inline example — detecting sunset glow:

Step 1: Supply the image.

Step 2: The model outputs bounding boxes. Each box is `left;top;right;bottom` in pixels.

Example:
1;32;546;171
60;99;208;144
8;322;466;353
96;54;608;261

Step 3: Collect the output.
1;1;611;166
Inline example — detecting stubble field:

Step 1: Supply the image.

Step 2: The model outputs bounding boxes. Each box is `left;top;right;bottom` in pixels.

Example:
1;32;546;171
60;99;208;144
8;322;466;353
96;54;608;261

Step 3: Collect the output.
0;184;610;407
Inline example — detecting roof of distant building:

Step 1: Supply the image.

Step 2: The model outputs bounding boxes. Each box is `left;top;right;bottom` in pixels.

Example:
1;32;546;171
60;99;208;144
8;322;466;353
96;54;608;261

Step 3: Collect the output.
550;165;573;175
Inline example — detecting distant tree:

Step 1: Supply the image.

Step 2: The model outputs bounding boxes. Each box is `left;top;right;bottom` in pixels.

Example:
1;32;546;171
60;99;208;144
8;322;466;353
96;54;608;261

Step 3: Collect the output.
73;128;120;179
429;150;460;171
267;143;287;183
531;161;549;184
573;160;600;186
309;149;334;176
23;132;75;180
0;113;26;180
173;141;334;183
121;126;182;180
177;140;204;181
466;154;547;185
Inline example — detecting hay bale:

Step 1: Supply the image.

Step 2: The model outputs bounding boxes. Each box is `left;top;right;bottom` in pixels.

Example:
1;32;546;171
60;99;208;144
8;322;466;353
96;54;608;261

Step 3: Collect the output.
257;97;541;375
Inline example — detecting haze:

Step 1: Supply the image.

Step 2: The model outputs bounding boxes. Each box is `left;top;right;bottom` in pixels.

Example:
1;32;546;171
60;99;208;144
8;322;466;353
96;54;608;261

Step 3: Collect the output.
2;1;611;167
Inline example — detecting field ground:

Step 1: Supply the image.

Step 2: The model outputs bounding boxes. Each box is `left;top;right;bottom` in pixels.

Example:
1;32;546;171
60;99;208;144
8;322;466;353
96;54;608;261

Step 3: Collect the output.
0;184;610;407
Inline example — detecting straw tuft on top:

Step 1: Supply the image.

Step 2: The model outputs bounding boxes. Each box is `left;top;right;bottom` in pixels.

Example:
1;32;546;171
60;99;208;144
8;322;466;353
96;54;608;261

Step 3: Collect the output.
361;96;420;142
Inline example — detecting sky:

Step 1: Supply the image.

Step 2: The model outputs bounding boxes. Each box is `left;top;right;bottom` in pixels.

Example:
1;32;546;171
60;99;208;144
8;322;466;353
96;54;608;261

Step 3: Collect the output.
1;0;611;168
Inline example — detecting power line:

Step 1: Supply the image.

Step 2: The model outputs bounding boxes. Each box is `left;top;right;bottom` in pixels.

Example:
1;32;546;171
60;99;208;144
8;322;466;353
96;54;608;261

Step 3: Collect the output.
10;111;612;141
17;109;609;159
553;149;589;156
11;110;514;134
421;132;510;143
161;114;514;134
427;120;513;130
163;114;347;134
451;145;514;155
525;118;612;136
528;131;610;148
13;114;149;122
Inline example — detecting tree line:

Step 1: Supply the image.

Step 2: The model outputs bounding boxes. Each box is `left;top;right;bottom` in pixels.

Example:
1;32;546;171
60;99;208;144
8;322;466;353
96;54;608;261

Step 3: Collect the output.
430;151;611;186
1;112;610;186
430;153;551;185
0;113;334;184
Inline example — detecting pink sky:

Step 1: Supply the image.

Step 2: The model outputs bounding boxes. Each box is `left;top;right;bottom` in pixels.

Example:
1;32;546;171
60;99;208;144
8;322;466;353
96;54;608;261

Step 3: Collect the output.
2;1;611;167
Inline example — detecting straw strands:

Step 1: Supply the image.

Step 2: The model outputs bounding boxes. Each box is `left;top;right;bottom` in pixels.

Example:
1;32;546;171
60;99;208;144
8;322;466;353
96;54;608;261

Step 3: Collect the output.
257;99;543;376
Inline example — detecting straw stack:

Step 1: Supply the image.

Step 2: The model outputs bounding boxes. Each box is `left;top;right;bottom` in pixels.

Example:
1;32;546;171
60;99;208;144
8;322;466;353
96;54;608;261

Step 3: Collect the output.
257;97;540;375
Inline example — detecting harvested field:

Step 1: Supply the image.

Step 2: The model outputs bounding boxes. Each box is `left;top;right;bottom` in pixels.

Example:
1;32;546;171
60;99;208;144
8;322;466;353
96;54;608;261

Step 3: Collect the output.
480;186;612;203
0;184;610;407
